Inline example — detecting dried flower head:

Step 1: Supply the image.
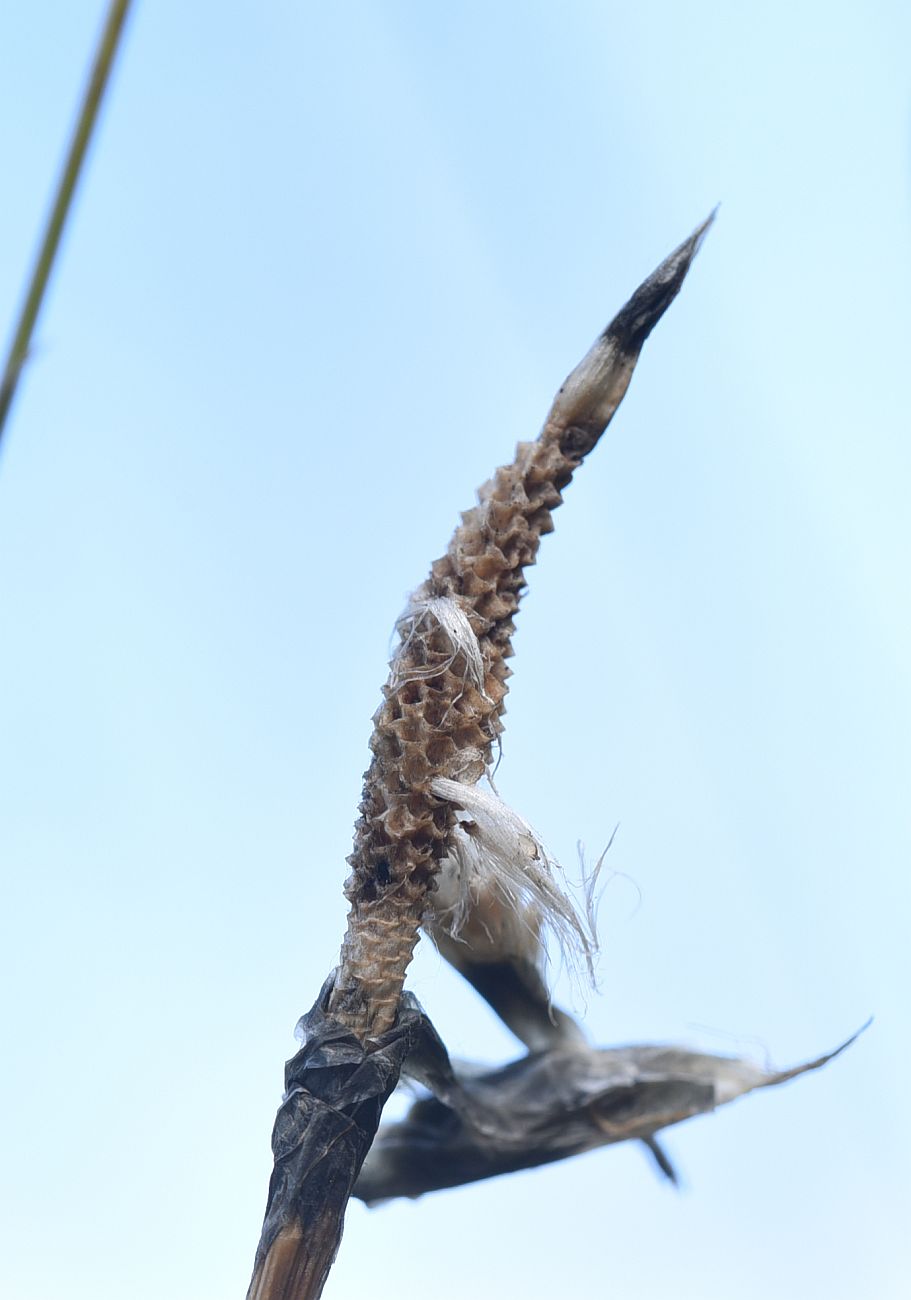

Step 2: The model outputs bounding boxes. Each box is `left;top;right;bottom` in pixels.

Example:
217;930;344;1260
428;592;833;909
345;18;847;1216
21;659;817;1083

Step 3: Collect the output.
329;215;715;1038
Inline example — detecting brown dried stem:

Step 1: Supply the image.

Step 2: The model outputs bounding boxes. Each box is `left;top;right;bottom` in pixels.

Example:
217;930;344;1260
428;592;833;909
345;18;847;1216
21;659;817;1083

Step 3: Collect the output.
328;212;715;1040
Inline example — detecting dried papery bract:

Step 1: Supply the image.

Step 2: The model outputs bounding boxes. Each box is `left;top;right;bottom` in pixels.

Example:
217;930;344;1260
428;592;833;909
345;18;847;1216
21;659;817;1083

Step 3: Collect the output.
354;1022;870;1203
329;213;716;1040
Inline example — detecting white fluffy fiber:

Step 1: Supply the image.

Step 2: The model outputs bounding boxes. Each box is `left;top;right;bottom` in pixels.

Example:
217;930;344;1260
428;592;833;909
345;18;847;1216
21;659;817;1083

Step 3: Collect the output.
429;777;597;985
391;595;487;694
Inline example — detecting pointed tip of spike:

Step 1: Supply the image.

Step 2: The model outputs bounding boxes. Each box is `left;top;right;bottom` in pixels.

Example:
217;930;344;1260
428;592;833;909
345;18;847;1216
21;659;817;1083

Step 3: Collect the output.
691;204;719;251
604;208;717;354
671;205;718;281
542;209;719;448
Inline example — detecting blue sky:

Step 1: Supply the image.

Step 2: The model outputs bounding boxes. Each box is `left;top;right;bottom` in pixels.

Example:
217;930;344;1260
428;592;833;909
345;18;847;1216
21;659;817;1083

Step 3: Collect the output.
1;3;909;1297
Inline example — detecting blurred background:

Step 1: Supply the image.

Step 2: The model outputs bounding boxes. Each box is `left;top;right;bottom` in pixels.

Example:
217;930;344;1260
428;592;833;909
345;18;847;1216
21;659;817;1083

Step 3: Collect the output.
1;3;909;1297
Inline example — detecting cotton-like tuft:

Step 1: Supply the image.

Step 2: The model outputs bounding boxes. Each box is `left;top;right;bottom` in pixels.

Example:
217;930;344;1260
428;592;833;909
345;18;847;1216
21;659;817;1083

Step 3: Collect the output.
429;777;597;986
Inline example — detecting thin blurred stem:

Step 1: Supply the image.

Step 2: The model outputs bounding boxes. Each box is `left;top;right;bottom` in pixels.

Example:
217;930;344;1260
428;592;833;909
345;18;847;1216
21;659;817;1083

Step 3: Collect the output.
0;0;134;447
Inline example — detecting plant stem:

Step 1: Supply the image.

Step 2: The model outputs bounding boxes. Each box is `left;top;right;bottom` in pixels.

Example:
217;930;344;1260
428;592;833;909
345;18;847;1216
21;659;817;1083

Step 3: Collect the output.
0;0;134;447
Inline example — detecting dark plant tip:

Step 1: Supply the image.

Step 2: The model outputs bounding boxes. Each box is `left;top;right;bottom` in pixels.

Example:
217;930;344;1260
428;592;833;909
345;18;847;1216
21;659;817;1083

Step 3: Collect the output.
604;211;715;354
643;1135;680;1187
822;1016;874;1062
763;1018;873;1088
690;205;719;252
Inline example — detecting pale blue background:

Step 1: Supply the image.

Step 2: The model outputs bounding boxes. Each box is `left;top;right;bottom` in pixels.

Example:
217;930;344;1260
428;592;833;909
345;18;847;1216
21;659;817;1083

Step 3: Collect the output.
1;3;909;1297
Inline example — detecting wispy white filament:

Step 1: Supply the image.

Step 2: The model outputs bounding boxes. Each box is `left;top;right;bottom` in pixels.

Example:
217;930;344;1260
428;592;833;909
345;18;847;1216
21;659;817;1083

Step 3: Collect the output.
430;777;597;984
391;596;487;693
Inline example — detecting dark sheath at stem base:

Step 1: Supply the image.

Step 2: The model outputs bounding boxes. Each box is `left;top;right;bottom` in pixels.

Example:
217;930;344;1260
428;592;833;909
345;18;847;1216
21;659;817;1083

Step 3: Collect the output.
246;980;421;1300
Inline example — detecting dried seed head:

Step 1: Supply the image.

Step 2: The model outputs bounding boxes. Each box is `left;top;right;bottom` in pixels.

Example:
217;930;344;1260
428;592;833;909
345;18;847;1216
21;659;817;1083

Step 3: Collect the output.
329;217;715;1037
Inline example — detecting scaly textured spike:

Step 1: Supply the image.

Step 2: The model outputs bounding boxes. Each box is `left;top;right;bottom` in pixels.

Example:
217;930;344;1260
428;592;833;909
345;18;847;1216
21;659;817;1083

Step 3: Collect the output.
329;215;714;1038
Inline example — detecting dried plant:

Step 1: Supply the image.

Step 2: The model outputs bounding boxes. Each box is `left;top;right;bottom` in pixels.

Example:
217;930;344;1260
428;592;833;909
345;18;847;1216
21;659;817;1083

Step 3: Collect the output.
246;214;861;1300
329;214;715;1040
0;18;862;1300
